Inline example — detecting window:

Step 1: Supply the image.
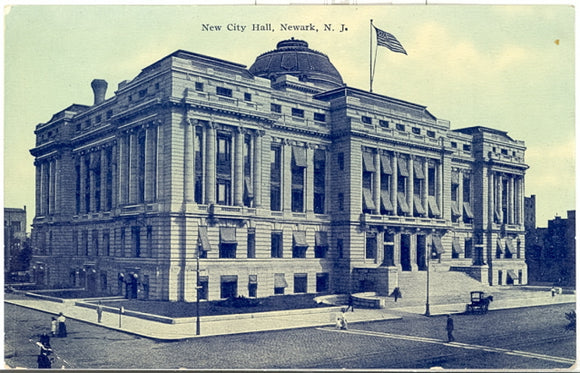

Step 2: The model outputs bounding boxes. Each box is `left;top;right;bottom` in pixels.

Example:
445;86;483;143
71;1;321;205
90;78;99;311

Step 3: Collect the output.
338;193;344;211
217;135;232;205
220;275;238;299
337;238;344;259
274;273;287;295
219;227;237;259
271;103;282;113
361;116;372;125
248;275;257;297
292;108;304;118
463;144;471;152
292;231;308;258
104;231;110;256
314;231;328;258
291;147;306;212
244;135;253;207
451;142;457;148
313;150;326;214
92;229;99;256
195;82;204;91
195;127;204;203
137;130;146;203
412;127;421;135
96;115;102;123
271;232;283;258
217;180;231;205
244;92;252;101
155;83;160;90
427;130;435;138
106;110;113;119
139;89;147;98
316;273;329;292
198;276;208;300
396;123;405;131
464;238;473;259
146;226;152;257
366;234;376;259
294;273;307;293
216;86;233;97
338;152;344;170
314;113;326;122
132;226;141;258
379;120;389;128
270;145;282;211
247;230;256;258
501;149;508;155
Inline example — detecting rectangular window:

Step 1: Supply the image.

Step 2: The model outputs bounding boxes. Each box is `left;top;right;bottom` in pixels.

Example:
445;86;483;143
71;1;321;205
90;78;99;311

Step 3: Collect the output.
463;144;471;152
313;150;326;214
316;273;329;293
198;276;208;300
274;273;287;295
271;103;282;113
270;145;282;211
146;226;152;257
379;120;389;128
219;227;237;259
361;116;372;124
248;275;257;297
94;156;101;212
465;238;473;259
217;180;231;205
427;130;435;138
195;82;204;91
132;226;141;258
75;163;81;214
366;234;376;259
104;231;110;256
216;86;233;97
314;113;326;122
73;230;79;256
139;89;147;98
96;115;102;124
271;232;283;258
294;273;307;293
338;193;344;211
120;228;125;257
105;147;113;210
451;141;457;148
338;153;344;170
195;127;204;203
396;123;405;131
291;108;304;118
137;130;146;203
244;92;252;101
92;229;99;256
412;127;421;135
247;230;256;258
337;238;344;259
220;275;238;298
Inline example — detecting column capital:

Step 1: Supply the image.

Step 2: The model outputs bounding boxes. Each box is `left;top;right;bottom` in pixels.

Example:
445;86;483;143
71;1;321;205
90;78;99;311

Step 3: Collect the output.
186;118;198;126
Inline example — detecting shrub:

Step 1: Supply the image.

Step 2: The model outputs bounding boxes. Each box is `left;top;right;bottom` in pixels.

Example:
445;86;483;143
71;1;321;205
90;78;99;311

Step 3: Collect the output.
565;310;576;332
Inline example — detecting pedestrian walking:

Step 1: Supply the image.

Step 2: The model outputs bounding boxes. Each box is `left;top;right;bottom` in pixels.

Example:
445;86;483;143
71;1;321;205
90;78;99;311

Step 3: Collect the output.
551;287;556;297
345;295;355;312
36;333;53;369
336;310;348;330
56;313;67;338
50;317;57;337
96;302;103;323
446;314;455;342
392;287;402;302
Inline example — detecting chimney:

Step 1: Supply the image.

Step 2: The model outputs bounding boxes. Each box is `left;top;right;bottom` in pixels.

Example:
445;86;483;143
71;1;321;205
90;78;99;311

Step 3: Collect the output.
91;79;108;105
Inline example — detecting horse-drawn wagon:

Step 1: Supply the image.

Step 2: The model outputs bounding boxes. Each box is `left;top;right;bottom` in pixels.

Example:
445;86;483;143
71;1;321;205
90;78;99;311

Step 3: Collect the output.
465;291;493;314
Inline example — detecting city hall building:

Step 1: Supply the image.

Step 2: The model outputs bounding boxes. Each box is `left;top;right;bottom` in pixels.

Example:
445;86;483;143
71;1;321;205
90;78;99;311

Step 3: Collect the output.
29;39;528;301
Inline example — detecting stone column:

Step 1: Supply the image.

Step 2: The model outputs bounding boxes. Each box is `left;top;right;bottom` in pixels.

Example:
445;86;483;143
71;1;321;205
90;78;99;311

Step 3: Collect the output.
422;160;428;215
488;169;494;227
509;175;515;224
145;125;158;203
48;159;55;215
391;152;398;214
89;152;97;212
305;145;314;213
374;151;381;214
234;128;244;206
407;156;414;216
283;142;292;211
100;149;107;211
458;169;464;220
253;131;263;207
183;120;195;204
205;122;217;205
129;130;139;204
35;161;41;216
497;174;503;223
437;161;443;217
155;123;164;203
111;144;118;208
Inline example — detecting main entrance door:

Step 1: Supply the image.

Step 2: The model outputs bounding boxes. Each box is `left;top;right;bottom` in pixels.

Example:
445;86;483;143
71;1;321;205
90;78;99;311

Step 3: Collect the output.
401;234;411;271
417;235;426;270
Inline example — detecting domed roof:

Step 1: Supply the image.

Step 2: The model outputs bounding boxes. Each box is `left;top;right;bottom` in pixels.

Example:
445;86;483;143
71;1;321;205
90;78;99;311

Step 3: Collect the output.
249;38;344;90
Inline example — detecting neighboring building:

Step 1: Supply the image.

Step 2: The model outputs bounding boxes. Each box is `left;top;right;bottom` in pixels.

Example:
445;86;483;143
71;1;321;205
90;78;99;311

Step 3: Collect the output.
526;209;575;286
4;207;28;275
29;39;528;301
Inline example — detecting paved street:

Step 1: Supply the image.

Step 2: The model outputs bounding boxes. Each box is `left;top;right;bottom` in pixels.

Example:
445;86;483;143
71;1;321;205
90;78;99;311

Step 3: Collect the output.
4;302;575;369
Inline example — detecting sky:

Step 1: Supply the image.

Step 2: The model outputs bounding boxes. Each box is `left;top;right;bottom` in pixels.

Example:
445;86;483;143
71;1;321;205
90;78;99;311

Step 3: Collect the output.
3;3;575;228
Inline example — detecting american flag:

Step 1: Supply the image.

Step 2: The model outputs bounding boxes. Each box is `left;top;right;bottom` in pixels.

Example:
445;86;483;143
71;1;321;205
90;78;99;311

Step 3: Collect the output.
375;26;407;55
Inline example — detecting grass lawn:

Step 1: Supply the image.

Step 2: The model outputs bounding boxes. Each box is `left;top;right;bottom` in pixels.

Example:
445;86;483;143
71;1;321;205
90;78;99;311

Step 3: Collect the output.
99;293;333;318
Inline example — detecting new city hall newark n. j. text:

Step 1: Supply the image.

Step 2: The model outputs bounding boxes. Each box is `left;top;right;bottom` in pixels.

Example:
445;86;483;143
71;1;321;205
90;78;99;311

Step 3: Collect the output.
29;39;528;302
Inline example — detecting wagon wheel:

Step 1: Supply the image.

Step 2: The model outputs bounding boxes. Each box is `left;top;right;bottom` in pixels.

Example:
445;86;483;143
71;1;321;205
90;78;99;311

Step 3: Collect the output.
483;304;489;314
466;305;473;313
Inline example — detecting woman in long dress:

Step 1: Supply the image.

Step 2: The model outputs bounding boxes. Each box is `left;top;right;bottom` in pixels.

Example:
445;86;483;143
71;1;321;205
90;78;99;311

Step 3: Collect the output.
57;313;67;337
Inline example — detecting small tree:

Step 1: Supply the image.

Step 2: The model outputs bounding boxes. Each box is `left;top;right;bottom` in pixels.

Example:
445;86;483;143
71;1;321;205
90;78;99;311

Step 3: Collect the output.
565;310;576;332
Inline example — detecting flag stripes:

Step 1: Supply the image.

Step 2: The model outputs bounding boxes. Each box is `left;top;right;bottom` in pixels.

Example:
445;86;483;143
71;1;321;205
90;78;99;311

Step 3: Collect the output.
375;26;407;55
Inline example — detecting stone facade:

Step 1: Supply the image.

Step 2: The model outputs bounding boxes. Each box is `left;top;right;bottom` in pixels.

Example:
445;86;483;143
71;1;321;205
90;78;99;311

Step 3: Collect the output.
29;39;528;301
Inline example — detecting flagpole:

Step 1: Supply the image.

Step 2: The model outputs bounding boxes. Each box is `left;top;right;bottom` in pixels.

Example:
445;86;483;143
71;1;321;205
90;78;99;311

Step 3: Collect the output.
370;19;373;93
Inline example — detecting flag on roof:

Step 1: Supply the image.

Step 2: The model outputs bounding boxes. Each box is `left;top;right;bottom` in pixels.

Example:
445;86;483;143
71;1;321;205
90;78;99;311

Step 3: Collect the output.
375;26;407;55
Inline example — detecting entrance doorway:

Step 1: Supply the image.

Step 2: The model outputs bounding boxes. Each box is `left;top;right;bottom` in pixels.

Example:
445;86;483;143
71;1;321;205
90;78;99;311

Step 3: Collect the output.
383;232;394;266
401;234;411;271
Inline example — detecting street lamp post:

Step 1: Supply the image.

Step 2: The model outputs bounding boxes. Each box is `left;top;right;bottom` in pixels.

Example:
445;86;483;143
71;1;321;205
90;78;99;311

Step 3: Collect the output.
425;244;431;317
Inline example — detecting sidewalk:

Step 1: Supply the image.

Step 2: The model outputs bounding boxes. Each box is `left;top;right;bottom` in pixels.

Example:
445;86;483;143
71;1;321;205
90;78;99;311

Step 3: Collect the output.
4;290;575;341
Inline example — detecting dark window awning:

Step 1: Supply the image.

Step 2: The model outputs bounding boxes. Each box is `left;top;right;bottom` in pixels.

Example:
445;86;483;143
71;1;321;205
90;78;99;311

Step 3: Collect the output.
244;177;254;198
496;239;504;254
507;269;518;280
220;227;237;244
428;196;440;216
292;146;307;167
451;201;461;217
315;231;328;247
413;195;425;214
380;154;393;174
363;188;376;210
274;273;288;288
432;235;445;254
451;172;460;185
221;275;238;283
413;162;425;179
249;275;258;284
362;152;375;172
397;192;409;213
198;226;212;251
381;190;394;211
398;158;409;177
463;202;474;218
293;231;308;247
452;237;464;254
505;237;514;255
